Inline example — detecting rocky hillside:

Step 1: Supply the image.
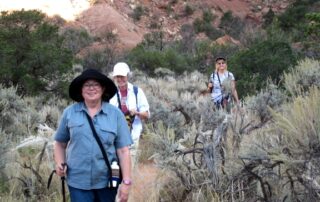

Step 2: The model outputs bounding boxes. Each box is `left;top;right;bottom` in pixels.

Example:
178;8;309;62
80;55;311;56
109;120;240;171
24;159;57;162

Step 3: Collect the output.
70;0;293;50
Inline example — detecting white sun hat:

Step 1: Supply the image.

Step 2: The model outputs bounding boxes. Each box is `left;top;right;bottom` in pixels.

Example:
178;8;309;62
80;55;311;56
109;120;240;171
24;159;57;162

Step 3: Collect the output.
113;62;130;76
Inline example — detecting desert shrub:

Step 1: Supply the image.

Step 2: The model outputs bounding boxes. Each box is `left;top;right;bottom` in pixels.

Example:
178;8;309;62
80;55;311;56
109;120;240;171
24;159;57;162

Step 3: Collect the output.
193;10;222;40
137;67;311;201
203;23;223;40
61;26;93;55
238;87;320;201
81;47;116;73
0;129;10;195
238;25;267;48
4;141;62;202
245;83;287;127
140;31;166;51
131;5;145;22
127;46;165;74
262;8;275;28
179;24;196;53
201;9;213;23
305;12;320;40
0;85;38;140
277;0;317;41
229;37;297;97
127;45;192;75
219;11;245;40
184;4;194;17
304;12;320;58
283;58;320;96
0;85;66;201
163;49;190;73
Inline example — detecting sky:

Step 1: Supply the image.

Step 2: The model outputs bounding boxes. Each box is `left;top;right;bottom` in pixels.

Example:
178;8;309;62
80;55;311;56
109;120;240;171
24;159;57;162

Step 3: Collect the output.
0;0;90;20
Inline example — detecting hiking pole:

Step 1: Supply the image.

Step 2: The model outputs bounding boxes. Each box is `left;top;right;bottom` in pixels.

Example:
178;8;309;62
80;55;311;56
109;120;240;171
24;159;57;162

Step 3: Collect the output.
61;163;67;202
47;163;67;202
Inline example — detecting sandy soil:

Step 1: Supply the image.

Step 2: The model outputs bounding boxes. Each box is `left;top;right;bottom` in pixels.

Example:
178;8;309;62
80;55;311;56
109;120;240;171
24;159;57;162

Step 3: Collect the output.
129;163;160;202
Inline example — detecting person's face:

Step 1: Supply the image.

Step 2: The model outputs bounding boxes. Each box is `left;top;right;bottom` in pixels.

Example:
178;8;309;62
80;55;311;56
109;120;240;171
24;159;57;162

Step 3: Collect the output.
215;59;227;71
114;75;128;88
82;79;104;102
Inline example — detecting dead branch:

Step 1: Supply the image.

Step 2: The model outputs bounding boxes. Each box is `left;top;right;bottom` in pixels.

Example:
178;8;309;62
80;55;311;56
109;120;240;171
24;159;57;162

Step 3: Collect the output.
173;105;192;125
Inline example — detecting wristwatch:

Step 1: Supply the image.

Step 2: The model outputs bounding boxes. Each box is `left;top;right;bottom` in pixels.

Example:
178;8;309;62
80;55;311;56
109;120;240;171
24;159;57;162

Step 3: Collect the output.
122;179;132;185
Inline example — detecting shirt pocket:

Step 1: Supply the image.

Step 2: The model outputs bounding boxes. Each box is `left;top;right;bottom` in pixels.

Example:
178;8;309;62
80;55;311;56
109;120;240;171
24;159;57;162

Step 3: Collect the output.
99;125;117;146
68;120;85;139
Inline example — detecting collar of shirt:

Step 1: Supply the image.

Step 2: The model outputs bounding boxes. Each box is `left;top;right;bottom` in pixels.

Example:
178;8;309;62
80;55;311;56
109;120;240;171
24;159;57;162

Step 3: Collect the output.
74;102;112;116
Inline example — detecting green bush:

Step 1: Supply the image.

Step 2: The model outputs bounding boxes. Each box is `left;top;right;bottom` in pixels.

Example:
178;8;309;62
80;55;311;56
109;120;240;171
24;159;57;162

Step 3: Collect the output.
61;26;93;55
203;23;223;40
277;0;318;41
81;47;117;73
184;4;194;17
0;10;73;96
192;10;221;40
127;45;165;74
163;48;189;73
203;9;214;23
262;8;275;28
127;45;191;74
131;5;145;22
219;10;245;39
229;39;297;97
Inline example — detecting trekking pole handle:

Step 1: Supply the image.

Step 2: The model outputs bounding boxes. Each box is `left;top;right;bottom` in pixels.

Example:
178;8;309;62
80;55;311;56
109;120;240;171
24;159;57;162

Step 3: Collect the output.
61;163;67;180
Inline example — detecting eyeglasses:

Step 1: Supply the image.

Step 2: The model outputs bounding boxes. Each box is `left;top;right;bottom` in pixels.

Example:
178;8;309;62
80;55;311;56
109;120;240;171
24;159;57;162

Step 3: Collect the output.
83;82;101;89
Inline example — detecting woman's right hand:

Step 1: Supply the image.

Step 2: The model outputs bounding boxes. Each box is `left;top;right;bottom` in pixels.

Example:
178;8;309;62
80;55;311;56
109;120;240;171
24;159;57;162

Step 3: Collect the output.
207;83;213;93
56;163;67;177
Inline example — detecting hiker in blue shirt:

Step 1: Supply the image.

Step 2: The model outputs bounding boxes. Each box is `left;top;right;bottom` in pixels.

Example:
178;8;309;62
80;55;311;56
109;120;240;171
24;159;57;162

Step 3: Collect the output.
207;57;240;109
109;62;150;166
54;69;133;202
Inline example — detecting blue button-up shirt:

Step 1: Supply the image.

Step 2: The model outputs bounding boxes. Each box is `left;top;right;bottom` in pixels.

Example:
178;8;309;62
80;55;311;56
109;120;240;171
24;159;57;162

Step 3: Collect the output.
54;102;132;190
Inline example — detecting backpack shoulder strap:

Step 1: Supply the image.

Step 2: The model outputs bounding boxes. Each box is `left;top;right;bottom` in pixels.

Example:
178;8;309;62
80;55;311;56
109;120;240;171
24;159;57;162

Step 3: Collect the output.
216;72;222;86
133;85;138;106
116;91;122;110
117;86;138;110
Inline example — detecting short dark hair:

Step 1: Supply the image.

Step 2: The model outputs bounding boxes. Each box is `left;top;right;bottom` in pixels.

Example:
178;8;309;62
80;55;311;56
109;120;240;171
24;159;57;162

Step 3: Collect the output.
215;56;226;62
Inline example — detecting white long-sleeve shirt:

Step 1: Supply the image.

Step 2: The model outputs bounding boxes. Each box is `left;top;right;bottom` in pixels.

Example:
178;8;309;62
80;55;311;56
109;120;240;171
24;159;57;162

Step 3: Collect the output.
109;82;150;141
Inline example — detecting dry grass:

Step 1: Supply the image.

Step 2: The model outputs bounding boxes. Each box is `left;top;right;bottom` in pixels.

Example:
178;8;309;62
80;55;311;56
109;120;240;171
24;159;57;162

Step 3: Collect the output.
2;59;320;201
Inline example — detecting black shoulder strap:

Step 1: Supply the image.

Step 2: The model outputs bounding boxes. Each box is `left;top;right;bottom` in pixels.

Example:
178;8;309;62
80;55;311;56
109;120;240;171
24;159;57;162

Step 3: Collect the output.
133;85;138;106
85;113;115;187
116;91;122;110
216;72;222;86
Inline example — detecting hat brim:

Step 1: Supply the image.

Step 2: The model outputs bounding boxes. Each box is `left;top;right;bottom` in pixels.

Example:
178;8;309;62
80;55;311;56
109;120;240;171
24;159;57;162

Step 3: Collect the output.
69;69;117;102
112;69;129;77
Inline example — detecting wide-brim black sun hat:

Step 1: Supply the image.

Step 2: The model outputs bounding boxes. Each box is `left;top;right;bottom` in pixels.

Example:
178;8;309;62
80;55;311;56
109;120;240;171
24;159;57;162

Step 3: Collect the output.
69;68;117;102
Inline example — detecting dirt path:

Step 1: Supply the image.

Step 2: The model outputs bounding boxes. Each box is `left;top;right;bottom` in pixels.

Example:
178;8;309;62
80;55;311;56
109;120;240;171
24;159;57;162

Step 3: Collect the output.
129;163;160;202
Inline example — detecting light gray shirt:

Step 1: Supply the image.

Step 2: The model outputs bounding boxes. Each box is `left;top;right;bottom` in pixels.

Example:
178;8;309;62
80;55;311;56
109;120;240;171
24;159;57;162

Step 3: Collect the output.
209;71;235;103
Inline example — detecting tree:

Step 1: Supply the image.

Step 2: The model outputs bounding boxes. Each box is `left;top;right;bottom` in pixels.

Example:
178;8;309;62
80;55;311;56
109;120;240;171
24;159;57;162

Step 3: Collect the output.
306;12;320;40
229;39;297;97
0;10;73;96
262;8;275;28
